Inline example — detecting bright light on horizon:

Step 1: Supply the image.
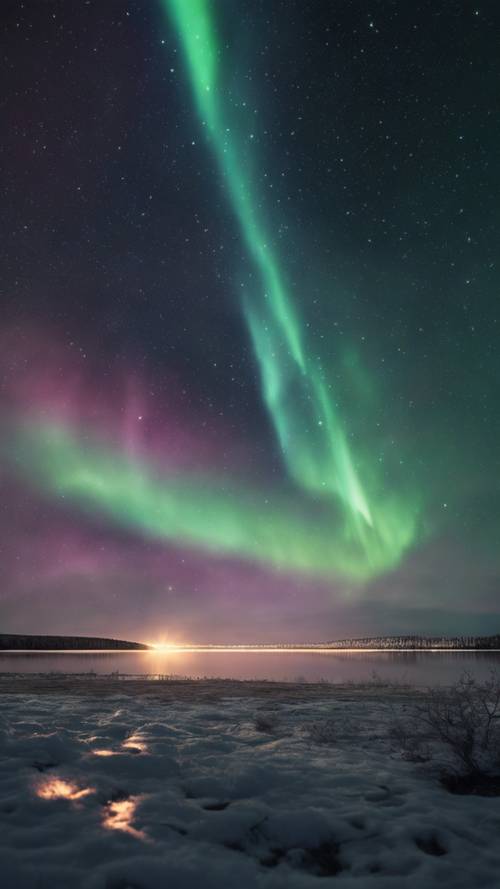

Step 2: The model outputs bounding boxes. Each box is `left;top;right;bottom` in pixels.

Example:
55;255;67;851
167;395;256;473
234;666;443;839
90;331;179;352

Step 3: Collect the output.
148;640;182;652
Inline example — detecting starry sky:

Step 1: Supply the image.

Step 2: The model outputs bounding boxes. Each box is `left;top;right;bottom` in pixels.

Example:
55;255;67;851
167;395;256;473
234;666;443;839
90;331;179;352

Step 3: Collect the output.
1;0;499;643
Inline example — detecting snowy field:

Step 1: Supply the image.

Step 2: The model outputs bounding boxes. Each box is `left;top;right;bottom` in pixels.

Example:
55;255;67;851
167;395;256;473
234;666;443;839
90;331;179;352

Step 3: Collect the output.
1;679;500;888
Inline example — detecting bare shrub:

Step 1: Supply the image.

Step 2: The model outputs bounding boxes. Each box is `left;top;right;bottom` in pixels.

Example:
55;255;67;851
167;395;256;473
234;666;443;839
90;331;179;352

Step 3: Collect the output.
417;672;500;775
393;672;500;778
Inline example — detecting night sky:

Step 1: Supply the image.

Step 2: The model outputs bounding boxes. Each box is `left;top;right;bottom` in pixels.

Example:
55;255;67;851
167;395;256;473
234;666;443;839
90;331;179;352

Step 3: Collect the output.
1;0;499;643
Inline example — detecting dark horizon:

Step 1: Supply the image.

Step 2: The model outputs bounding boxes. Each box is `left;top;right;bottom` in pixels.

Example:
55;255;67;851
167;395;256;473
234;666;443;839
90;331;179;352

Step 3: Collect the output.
3;632;500;653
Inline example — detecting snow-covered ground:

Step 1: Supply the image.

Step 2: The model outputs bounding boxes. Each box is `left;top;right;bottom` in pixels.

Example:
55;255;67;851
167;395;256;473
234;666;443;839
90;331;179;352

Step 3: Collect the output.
1;680;499;888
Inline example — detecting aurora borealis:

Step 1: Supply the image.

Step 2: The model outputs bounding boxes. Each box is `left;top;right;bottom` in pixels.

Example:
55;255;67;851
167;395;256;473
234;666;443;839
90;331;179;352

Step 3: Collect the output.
161;0;419;565
7;417;413;581
1;1;499;640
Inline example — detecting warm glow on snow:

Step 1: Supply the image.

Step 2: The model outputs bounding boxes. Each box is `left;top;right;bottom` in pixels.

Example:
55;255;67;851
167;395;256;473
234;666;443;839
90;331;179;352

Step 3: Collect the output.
102;796;147;841
36;778;94;801
122;734;148;752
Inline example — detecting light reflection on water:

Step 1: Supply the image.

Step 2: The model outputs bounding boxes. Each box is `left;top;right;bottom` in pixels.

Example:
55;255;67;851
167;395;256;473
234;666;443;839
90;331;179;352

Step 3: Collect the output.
1;649;500;684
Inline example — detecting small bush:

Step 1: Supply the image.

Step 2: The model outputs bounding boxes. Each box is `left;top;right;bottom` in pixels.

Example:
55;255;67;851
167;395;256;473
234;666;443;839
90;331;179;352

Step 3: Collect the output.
419;672;500;775
392;672;500;785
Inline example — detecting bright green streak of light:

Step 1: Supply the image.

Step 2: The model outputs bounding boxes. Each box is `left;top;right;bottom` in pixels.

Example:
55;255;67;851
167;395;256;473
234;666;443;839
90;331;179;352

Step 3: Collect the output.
163;0;368;516
9;422;417;581
160;0;420;570
165;0;305;371
1;3;422;585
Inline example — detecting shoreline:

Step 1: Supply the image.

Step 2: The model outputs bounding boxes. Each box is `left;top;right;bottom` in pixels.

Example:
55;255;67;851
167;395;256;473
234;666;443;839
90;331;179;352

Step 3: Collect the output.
0;674;432;700
2;646;500;653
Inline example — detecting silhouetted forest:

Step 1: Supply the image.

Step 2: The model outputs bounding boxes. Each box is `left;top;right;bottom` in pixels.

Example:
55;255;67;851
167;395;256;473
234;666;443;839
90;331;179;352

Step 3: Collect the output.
324;635;500;650
0;634;149;651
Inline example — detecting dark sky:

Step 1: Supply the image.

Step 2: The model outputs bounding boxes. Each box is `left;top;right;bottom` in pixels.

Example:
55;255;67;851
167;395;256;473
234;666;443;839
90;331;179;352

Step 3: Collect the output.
1;0;499;642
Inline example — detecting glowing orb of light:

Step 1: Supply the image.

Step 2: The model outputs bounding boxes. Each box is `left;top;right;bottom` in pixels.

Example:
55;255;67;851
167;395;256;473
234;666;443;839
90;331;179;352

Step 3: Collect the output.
148;640;179;653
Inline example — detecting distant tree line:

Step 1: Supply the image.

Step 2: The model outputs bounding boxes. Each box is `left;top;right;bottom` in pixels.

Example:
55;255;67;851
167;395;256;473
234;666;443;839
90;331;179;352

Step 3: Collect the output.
0;634;149;651
323;635;500;650
154;636;500;651
2;634;499;652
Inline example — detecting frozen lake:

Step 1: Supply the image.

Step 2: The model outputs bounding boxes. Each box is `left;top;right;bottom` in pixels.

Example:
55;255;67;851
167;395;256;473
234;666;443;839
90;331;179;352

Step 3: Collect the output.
1;649;499;685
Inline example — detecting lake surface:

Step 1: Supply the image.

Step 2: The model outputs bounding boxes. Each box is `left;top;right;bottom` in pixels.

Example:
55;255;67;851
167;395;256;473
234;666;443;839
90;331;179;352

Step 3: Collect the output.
1;649;499;685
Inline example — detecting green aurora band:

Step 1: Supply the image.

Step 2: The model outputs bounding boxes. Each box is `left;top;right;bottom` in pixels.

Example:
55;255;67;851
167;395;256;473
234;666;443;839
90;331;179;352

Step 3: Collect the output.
4;1;423;583
9;421;417;581
158;0;420;571
163;0;372;521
